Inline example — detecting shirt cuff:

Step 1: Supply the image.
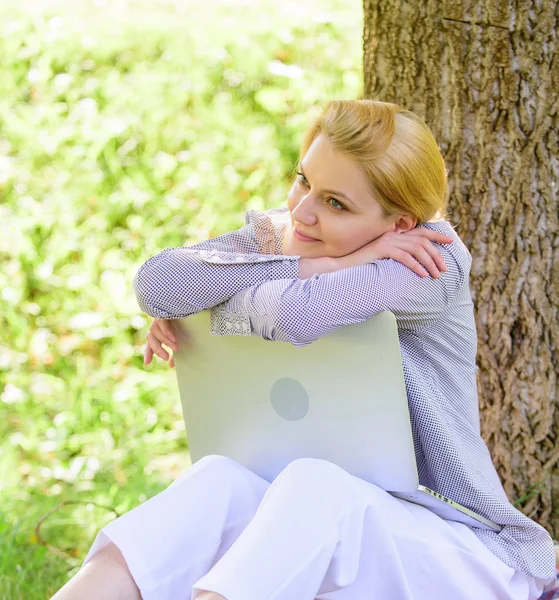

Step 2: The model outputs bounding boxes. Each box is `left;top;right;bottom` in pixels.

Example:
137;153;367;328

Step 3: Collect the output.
198;250;297;267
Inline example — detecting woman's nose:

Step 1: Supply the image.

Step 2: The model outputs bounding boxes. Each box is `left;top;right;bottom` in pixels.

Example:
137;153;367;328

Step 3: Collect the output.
291;196;318;225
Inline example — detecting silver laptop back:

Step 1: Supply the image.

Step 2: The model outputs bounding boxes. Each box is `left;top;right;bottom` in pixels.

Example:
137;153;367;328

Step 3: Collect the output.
173;310;419;490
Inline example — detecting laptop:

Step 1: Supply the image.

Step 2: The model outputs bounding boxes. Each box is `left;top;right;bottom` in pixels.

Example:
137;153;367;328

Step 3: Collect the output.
172;309;501;532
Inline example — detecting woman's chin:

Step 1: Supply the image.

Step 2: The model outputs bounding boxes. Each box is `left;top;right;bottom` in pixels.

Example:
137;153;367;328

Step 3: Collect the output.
285;243;325;259
283;233;337;258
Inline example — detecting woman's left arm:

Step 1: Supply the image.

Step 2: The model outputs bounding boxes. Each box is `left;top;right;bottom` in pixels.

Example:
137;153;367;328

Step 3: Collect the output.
133;208;300;320
221;234;471;345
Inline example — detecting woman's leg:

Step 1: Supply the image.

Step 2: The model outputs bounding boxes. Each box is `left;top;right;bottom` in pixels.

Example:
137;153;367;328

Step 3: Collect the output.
192;457;543;600
49;455;270;600
51;542;141;600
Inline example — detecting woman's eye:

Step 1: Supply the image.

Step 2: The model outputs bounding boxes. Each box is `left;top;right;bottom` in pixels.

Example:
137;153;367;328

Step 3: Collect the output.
296;172;308;186
328;197;346;211
296;173;346;211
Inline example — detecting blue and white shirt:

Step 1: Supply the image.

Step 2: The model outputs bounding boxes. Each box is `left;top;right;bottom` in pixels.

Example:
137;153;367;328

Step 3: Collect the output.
133;207;556;586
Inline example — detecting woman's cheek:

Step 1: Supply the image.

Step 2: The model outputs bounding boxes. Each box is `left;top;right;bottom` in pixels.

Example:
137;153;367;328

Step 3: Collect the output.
329;234;366;258
286;185;299;212
325;232;352;258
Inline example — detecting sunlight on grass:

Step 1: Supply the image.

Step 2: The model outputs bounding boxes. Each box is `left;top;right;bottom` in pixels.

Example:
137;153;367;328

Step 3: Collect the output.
0;0;363;596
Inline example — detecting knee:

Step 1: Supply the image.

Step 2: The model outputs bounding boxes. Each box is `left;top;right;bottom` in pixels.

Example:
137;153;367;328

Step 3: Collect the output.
93;541;129;568
274;458;388;503
275;457;352;493
172;454;247;486
195;454;240;472
76;542;140;598
283;457;347;477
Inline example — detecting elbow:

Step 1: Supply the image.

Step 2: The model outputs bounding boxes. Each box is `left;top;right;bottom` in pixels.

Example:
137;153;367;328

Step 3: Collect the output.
132;268;163;318
275;301;314;347
271;280;320;347
132;251;202;319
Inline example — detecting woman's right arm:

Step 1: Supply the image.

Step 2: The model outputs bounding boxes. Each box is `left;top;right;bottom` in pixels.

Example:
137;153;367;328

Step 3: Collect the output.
133;225;299;319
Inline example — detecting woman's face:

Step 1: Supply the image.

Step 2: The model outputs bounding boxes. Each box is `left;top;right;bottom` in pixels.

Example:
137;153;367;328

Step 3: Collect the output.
283;133;414;259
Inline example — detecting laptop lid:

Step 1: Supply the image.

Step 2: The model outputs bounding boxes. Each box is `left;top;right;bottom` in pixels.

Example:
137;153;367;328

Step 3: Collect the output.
173;310;419;490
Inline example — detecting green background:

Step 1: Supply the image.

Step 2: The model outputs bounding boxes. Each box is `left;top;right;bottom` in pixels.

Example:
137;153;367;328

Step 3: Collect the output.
0;0;362;596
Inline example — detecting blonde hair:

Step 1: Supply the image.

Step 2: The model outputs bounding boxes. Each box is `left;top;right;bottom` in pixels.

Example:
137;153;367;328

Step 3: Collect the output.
298;100;449;225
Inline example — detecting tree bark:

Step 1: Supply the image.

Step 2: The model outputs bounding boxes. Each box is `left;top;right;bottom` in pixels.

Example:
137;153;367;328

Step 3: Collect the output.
363;0;559;536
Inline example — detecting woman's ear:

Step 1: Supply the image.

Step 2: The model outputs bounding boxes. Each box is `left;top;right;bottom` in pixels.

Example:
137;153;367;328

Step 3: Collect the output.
393;214;417;233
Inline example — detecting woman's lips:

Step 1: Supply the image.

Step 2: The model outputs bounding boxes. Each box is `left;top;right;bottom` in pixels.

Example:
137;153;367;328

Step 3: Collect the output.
294;228;320;242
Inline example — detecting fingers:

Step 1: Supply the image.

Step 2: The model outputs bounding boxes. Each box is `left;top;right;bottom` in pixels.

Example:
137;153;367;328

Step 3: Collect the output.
409;228;454;244
398;231;452;278
390;240;443;278
389;248;432;278
153;319;178;351
144;319;180;367
144;344;153;365
144;337;175;367
415;240;447;277
146;330;173;362
414;248;441;278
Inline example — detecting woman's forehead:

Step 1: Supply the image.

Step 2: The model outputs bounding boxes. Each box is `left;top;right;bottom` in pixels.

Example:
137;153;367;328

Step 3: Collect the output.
301;134;373;208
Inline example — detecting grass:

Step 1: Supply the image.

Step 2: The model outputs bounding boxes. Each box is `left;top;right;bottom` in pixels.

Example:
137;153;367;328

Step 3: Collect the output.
0;0;363;595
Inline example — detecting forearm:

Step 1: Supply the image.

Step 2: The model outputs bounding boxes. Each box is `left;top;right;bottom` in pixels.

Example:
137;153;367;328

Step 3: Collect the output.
224;247;464;345
133;248;298;319
297;251;378;279
297;257;344;279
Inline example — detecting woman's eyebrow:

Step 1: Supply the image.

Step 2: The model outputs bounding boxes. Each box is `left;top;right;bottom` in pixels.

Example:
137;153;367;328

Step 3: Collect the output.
298;163;357;207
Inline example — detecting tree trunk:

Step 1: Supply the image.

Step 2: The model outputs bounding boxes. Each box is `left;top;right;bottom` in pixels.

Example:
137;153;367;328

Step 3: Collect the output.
363;0;559;537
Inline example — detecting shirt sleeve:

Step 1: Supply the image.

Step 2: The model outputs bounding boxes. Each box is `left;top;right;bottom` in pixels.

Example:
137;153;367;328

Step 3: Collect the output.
132;224;299;319
221;238;471;345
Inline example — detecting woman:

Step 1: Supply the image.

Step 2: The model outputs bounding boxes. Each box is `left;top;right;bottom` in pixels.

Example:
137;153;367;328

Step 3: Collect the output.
52;100;556;600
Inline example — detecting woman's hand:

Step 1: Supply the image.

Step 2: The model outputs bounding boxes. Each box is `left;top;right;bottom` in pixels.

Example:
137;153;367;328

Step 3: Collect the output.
298;228;454;279
144;318;179;368
338;228;455;278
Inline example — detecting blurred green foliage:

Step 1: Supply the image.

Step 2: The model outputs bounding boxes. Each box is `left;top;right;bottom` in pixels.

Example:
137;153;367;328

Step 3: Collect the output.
0;0;362;596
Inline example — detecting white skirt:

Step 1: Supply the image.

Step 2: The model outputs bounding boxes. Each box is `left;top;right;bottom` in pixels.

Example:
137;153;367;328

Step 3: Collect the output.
82;455;546;600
